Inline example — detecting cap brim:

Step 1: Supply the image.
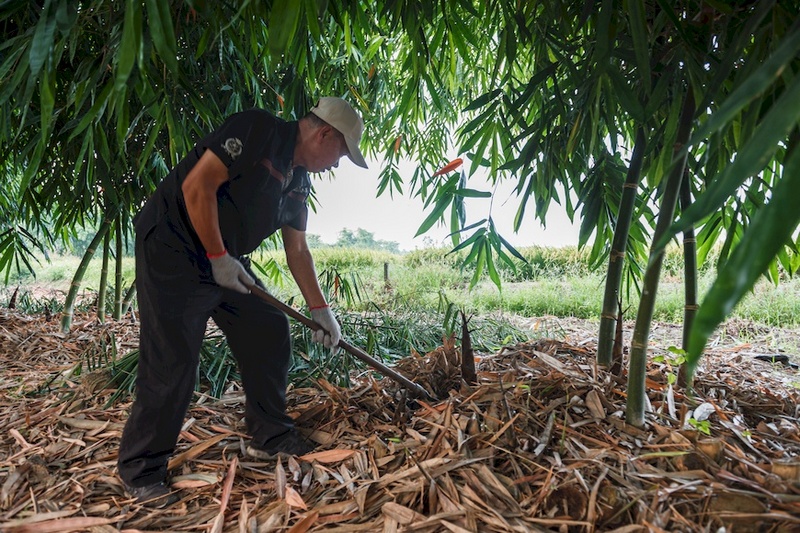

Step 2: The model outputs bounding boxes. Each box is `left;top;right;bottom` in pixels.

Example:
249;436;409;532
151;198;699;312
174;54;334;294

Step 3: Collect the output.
345;137;368;168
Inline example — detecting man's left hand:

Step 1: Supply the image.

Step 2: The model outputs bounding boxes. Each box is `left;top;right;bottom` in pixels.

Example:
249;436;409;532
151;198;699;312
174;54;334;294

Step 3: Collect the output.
310;306;341;352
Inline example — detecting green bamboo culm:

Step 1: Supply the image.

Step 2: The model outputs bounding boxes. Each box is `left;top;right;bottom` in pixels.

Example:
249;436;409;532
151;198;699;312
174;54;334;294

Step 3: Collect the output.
597;128;647;367
678;175;698;387
685;134;800;385
97;230;111;323
627;85;695;428
61;218;113;333
121;283;137;319
114;217;124;319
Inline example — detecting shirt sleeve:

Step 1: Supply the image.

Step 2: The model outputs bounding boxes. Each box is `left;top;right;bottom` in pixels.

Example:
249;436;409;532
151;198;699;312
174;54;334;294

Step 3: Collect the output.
201;110;271;178
286;204;308;232
284;170;311;231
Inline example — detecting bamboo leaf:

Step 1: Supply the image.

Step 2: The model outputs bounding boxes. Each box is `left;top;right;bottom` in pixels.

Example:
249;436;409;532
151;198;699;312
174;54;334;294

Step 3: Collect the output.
453;188;491;198
497;232;527;263
116;0;142;91
0;42;25;84
69;81;114;141
415;192;453;237
486;221;517;273
626;0;651;93
461;234;484;267
594;0;613;73
449;226;486;254
695;0;775;113
644;63;674;116
19;138;46;194
607;66;644;122
685;20;800;149
450;192;465;246
464;88;502;111
304;0;322;39
144;0;179;73
686;147;800;381
485;241;501;289
39;66;54;135
269;0;303;59
55;0;78;33
29;0;56;77
470;239;487;289
662;73;800;247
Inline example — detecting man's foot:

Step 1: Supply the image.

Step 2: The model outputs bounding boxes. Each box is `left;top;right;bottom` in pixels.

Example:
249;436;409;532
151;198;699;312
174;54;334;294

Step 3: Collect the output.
124;481;179;508
246;429;315;460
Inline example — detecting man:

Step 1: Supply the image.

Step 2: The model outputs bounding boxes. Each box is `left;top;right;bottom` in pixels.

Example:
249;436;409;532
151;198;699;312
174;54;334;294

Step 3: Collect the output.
117;97;368;507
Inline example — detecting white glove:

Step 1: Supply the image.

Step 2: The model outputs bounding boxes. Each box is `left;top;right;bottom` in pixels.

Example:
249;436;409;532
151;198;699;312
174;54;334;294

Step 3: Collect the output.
310;305;341;351
209;252;254;294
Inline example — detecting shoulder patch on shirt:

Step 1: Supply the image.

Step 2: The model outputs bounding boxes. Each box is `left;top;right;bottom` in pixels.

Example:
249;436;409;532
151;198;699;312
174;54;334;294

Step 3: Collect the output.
222;138;243;160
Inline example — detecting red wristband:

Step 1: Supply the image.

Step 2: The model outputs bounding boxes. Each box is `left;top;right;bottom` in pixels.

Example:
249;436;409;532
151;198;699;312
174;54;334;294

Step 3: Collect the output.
206;249;227;259
309;303;329;310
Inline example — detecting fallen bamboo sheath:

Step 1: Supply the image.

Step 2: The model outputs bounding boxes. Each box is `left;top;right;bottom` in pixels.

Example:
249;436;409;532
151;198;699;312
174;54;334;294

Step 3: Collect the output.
247;284;436;402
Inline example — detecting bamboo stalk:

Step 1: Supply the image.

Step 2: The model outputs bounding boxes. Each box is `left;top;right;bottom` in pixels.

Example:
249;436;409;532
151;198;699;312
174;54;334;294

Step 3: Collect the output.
627;85;695;427
97;230;110;323
61;218;112;333
460;311;477;385
597;128;647;366
121;283;137;319
113;217;124;319
678;175;698;387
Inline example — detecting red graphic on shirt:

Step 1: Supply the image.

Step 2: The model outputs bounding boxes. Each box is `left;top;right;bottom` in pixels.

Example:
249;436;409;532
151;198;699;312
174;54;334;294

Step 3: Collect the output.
260;158;289;187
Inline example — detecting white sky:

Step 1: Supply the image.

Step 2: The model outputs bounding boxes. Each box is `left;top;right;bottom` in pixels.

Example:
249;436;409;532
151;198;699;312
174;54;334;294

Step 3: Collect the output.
307;159;582;251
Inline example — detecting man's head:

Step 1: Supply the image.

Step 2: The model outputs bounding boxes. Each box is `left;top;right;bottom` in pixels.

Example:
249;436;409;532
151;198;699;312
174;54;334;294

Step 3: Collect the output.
296;97;368;172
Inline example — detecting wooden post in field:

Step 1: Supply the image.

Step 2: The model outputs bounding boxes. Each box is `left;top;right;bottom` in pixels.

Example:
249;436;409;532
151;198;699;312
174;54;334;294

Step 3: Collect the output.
384;262;390;290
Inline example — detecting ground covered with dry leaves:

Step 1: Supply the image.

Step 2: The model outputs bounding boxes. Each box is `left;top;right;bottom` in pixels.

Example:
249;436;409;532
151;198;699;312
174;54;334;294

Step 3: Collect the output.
0;309;799;532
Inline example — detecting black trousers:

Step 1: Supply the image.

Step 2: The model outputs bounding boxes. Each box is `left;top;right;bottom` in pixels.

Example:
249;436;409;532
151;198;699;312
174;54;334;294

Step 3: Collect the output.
118;230;294;487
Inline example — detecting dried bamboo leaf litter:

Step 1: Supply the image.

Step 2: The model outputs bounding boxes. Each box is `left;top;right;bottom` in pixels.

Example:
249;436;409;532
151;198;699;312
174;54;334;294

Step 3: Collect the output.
1;309;799;532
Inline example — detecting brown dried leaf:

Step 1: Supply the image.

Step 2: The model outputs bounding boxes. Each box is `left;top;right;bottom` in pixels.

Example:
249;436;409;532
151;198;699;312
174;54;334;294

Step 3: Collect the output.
167;433;227;470
275;459;286;499
286;511;318;533
585;389;606;419
170;473;219;488
3;516;117;533
382;502;426;524
300;449;356;464
285;486;308;510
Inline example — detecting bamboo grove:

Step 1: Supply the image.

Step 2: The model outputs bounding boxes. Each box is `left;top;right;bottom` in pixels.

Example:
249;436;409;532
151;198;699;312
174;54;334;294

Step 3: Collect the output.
1;0;799;426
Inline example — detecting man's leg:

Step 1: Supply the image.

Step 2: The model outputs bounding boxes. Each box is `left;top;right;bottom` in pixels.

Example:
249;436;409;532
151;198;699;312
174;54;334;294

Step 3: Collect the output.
211;294;296;444
118;239;216;490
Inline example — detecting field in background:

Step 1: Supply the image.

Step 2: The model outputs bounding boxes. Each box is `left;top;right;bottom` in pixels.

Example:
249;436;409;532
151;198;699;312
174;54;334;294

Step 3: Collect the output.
5;244;800;329
4;244;800;389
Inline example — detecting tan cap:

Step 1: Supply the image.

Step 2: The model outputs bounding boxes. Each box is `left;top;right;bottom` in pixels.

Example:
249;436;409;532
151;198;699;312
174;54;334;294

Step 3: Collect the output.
310;97;368;168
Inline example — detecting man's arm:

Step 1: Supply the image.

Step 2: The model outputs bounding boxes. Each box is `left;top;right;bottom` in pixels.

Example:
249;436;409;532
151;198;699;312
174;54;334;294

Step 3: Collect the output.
181;150;229;255
182;149;253;293
282;225;326;307
282;226;341;349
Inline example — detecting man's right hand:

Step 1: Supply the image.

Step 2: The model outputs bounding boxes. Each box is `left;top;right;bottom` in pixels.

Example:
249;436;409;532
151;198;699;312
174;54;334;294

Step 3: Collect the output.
209;252;254;293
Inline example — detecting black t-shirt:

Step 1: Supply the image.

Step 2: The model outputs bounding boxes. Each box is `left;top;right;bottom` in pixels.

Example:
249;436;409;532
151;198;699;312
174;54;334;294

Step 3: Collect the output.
135;109;310;260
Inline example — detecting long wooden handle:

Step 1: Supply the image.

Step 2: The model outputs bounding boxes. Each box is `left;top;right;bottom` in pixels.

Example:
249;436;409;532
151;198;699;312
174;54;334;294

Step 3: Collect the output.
247;284;436;402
